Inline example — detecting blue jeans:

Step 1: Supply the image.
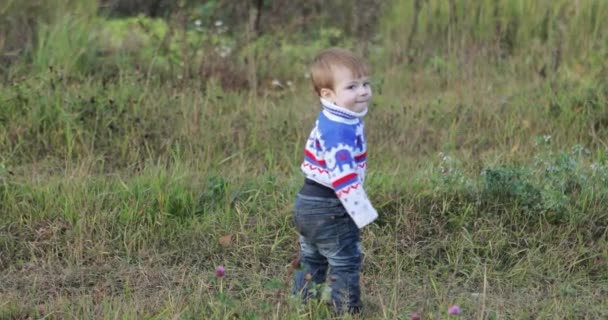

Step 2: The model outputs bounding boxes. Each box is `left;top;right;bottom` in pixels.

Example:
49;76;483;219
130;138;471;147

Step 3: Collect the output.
292;193;362;313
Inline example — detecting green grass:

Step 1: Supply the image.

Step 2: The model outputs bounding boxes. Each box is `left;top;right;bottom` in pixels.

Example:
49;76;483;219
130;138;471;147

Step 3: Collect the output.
1;1;608;319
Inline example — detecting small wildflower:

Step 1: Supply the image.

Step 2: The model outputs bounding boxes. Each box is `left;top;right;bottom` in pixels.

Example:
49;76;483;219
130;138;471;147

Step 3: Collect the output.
194;19;202;27
214;45;232;58
304;273;313;281
448;305;461;315
271;79;284;89
215;265;226;278
410;312;421;320
215;20;223;27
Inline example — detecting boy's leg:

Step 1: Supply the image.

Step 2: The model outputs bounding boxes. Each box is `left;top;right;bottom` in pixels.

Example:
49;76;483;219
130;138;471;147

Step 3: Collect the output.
320;216;362;314
293;195;356;305
293;237;328;300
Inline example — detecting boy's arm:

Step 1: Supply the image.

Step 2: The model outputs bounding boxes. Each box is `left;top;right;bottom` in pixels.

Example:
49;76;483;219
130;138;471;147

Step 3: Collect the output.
324;143;378;228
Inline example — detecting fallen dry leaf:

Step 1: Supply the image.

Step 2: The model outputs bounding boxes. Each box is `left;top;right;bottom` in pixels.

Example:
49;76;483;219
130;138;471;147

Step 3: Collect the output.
219;234;233;247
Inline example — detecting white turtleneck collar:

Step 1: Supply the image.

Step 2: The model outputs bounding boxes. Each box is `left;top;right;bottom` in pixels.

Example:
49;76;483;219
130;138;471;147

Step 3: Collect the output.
320;98;368;121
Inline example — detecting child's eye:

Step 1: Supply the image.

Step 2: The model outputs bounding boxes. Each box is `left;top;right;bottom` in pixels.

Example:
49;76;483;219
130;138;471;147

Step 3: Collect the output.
347;85;356;90
363;82;371;87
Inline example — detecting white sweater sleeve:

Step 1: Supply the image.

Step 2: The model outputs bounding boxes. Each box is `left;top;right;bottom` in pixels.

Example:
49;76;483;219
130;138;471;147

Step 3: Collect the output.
324;145;378;228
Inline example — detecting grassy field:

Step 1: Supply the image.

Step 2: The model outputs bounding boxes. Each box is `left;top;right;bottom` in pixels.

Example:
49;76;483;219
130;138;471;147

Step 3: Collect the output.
1;0;608;319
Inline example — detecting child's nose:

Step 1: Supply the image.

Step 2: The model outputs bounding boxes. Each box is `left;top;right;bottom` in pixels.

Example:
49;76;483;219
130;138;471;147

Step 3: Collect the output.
359;86;370;95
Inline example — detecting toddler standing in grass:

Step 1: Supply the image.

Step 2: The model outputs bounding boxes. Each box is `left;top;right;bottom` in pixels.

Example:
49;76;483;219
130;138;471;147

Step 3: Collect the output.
293;47;378;314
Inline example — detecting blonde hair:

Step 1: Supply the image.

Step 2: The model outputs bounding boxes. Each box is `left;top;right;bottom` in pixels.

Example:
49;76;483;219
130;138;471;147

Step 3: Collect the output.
310;47;369;96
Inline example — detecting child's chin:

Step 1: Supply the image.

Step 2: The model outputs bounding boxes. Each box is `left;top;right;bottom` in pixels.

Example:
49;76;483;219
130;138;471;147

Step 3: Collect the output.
354;104;369;111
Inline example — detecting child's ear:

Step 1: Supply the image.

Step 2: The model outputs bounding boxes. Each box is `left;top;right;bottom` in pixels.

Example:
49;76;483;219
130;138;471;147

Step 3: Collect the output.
320;88;334;99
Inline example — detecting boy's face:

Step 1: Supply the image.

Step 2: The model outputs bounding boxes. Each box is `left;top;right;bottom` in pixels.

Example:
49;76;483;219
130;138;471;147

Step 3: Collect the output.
320;66;372;113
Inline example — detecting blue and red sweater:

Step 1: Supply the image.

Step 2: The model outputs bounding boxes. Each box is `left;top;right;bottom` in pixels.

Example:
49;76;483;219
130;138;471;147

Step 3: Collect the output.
300;98;378;228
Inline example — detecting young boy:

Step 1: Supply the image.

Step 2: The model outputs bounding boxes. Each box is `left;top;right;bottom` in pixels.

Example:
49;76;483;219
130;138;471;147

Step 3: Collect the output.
293;47;378;314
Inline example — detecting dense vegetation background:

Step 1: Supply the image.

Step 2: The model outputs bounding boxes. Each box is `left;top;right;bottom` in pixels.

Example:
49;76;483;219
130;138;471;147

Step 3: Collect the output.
1;0;607;318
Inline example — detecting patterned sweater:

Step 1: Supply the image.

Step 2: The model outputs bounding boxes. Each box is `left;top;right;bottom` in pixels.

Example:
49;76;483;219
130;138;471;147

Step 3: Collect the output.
300;98;378;228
